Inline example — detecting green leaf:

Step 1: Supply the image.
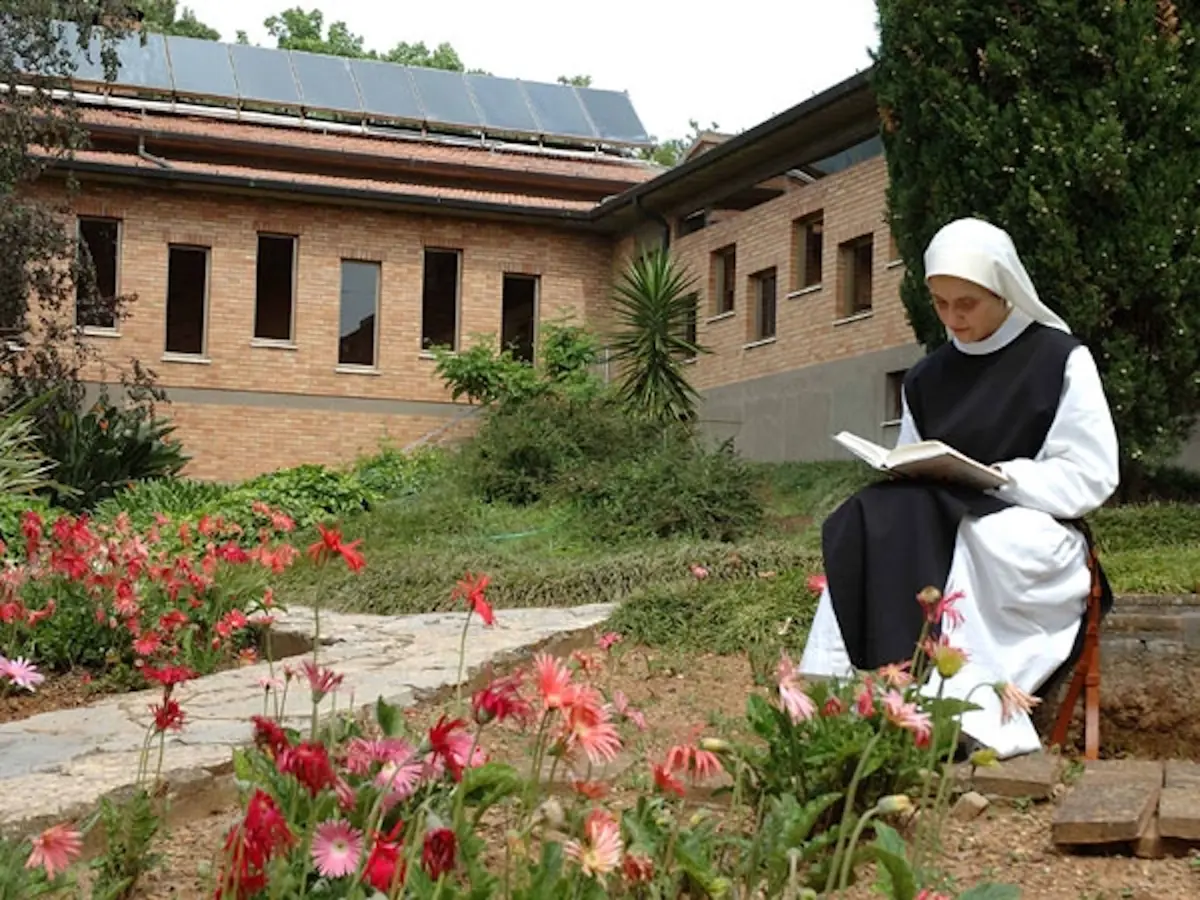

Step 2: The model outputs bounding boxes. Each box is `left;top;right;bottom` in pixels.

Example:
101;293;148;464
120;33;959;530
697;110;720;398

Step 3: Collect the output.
868;822;916;900
375;696;400;737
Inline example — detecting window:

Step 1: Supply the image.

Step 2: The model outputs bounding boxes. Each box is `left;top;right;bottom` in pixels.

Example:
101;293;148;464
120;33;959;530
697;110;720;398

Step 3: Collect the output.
886;370;907;422
76;217;120;330
501;274;538;364
751;268;777;341
839;235;874;317
677;210;707;238
711;245;736;315
165;245;208;355
681;291;699;359
791;213;823;291
338;260;380;368
421;249;461;351
254;234;296;342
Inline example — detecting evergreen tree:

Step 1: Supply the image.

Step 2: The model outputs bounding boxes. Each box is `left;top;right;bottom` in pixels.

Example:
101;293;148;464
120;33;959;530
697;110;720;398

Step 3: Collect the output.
873;0;1200;475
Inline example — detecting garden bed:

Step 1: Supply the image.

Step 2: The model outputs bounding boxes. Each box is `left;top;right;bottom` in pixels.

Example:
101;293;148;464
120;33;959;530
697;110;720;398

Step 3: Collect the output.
102;643;1199;900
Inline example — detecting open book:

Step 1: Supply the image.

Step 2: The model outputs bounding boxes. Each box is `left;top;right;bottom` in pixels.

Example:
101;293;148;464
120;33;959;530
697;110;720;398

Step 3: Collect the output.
833;432;1010;491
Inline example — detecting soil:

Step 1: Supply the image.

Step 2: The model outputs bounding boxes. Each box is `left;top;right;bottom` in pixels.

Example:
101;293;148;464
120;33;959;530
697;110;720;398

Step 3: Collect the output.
97;645;1200;900
0;670;103;724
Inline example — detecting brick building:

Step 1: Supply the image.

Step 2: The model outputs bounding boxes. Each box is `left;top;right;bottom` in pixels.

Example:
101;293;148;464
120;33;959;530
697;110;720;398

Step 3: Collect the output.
42;36;1194;478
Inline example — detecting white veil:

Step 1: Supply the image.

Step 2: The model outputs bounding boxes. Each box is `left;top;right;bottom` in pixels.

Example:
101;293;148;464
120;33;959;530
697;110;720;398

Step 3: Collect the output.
923;218;1070;334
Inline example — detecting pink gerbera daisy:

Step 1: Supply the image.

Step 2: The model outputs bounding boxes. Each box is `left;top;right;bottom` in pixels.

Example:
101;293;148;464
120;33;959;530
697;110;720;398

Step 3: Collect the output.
311;820;363;878
565;809;623;878
25;823;82;880
1;656;45;691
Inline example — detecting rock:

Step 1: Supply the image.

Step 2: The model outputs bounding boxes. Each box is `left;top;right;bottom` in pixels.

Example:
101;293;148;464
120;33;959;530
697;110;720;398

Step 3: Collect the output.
1164;760;1200;790
967;751;1062;800
1157;787;1200;841
1052;767;1162;846
952;790;990;821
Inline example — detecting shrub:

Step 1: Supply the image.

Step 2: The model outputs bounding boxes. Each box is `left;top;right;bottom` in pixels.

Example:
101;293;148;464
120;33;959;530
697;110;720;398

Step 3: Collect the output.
93;477;233;529
351;444;445;499
563;432;764;541
39;398;188;512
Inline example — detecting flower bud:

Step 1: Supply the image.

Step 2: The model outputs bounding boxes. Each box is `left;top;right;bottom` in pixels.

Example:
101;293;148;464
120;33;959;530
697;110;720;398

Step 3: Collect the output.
968;747;1000;769
917;586;942;607
699;737;730;753
874;794;914;815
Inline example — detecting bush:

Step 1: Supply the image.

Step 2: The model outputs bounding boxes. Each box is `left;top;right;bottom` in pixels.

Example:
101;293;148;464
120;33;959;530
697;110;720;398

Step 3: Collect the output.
39;398;188;511
94;477;233;529
351;444;445;499
563;431;764;541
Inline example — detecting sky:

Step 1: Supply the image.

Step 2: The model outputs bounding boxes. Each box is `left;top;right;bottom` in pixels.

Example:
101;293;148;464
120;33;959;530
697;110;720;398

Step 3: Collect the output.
180;0;880;144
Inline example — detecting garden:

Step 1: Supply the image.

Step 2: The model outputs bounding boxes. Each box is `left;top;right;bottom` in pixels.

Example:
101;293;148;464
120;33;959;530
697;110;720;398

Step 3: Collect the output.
0;280;1198;898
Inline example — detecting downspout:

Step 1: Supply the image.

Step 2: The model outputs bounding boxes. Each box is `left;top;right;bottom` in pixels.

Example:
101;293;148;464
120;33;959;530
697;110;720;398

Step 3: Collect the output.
137;135;173;169
634;193;671;252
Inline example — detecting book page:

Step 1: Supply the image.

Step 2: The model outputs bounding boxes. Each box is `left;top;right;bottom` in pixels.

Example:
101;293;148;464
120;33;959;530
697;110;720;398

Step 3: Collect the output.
832;431;889;469
889;453;1008;491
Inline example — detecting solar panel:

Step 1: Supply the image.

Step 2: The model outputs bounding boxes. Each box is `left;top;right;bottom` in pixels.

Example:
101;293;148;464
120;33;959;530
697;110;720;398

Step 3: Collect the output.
230;43;301;107
408;67;482;129
523;82;598;141
577;87;651;145
291;50;362;114
349;58;423;122
166;35;237;99
465;75;538;135
110;32;173;92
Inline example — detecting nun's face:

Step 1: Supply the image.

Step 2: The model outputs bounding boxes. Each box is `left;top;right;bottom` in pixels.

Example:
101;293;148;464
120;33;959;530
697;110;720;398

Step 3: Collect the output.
927;275;1010;343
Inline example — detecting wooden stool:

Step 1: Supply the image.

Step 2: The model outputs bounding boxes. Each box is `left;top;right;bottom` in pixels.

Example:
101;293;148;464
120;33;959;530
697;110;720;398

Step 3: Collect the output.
1048;538;1104;760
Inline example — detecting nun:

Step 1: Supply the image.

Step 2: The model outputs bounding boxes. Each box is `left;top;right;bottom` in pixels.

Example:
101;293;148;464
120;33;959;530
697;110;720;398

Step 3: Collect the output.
798;217;1120;758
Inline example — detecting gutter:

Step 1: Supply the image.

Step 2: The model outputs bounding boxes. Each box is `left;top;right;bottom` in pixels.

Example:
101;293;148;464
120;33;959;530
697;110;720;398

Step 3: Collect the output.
50;157;596;225
136;136;172;170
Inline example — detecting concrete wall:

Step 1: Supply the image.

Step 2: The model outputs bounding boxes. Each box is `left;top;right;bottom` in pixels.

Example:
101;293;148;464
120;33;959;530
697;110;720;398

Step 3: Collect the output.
697;342;924;461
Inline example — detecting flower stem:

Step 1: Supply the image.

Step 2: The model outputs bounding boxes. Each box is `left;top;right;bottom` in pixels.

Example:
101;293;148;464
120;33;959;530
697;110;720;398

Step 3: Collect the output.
454;612;471;710
837;807;879;891
824;730;884;896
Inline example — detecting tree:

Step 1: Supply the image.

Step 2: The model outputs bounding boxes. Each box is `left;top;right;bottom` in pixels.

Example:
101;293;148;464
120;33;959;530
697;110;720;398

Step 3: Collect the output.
262;6;465;70
873;0;1200;475
557;74;592;87
608;248;706;422
639;118;720;168
140;0;220;40
0;3;159;440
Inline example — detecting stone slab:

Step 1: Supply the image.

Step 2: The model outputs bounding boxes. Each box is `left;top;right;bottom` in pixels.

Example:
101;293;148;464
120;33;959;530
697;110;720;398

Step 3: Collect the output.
0;602;617;839
1164;760;1200;790
965;752;1062;800
1079;759;1164;787
1052;780;1161;845
1158;787;1200;841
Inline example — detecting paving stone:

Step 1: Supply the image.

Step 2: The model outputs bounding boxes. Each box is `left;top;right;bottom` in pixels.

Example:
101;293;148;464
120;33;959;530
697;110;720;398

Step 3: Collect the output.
1164;760;1200;790
966;751;1062;800
1134;815;1164;859
1052;780;1161;845
1157;786;1200;841
1080;759;1164;787
0;602;617;841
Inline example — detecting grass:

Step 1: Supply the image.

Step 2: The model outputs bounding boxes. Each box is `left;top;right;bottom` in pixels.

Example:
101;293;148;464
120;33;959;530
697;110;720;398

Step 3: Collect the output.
251;458;1198;668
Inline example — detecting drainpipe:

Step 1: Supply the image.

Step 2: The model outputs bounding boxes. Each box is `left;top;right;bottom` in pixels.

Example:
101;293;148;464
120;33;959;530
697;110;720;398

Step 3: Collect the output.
634;193;671;252
137;135;173;170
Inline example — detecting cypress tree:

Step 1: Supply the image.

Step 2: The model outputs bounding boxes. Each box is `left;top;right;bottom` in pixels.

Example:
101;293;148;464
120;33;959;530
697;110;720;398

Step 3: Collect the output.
873;0;1200;478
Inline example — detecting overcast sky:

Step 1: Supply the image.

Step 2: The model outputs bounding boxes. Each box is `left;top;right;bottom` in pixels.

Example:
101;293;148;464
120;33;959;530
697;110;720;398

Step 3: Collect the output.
180;0;880;143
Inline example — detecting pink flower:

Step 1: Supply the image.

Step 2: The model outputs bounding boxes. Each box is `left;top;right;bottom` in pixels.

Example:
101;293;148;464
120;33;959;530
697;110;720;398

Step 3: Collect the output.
994;681;1042;723
311;820;363;878
917;587;965;630
257;675;284;691
565;809;623;878
666;743;724;783
855;686;876;717
776;653;816;724
806;573;828;595
612;690;647;731
534;653;575;710
881;690;933;744
877;660;913;688
0;656;45;691
690;564;709;580
25;823;82;880
301;659;344;702
597;632;622;651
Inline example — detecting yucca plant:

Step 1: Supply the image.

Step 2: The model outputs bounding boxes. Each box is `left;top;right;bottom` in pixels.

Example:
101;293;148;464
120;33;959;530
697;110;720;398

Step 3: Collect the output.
609;248;707;423
0;392;59;498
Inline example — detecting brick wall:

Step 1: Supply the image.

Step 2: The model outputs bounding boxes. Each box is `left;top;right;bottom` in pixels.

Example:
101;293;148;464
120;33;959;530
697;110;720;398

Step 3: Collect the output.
668;156;918;392
55;181;613;479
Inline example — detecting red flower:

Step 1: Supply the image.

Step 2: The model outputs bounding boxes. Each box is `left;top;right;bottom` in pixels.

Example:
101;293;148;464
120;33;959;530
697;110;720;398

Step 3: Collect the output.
218;790;293;898
471;674;531;726
151;698;186;733
158;610;189;633
421;828;456;880
652;763;685;797
822;696;845;717
216;609;249;640
364;823;406;892
142;664;197;694
573;780;609;800
427;715;470;781
133;632;163;657
307;523;366;572
301;659;344;702
251;716;290;758
277;741;337;796
807;573;828;595
452;572;494;626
